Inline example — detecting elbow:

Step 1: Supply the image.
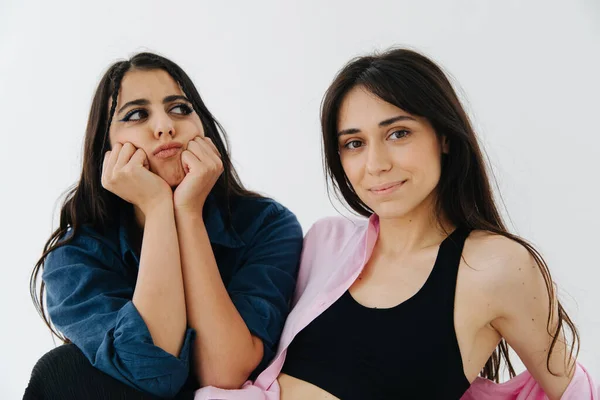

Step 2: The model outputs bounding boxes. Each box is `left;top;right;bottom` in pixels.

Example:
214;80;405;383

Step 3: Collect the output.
199;373;248;390
197;355;262;389
197;337;264;389
198;359;259;389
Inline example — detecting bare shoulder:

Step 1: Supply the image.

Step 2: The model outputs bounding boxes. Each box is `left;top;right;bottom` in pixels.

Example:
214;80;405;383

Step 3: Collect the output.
461;230;544;294
462;231;574;397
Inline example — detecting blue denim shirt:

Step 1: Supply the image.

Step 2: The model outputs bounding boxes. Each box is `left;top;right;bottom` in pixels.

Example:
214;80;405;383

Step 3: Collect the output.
43;194;303;398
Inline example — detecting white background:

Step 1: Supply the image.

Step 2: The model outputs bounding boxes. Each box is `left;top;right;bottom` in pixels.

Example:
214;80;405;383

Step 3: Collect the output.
1;0;598;398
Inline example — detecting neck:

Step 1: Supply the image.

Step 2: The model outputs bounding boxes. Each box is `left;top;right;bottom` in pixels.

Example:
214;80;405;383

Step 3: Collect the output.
375;195;454;257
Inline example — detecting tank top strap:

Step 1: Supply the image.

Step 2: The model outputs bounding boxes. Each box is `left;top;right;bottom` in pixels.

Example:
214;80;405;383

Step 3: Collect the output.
424;226;472;303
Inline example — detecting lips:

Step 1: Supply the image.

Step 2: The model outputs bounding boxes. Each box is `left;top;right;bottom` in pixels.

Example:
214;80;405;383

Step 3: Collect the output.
153;143;183;159
369;181;406;192
369;180;406;193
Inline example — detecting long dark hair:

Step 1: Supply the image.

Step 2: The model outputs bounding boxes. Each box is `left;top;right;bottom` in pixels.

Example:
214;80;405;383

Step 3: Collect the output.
31;52;258;340
321;48;578;382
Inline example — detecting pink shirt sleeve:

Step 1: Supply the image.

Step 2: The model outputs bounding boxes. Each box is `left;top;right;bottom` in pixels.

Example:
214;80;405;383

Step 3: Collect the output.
461;363;598;400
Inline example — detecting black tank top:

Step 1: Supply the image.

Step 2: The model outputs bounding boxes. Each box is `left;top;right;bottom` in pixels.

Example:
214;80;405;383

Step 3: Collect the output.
281;227;472;399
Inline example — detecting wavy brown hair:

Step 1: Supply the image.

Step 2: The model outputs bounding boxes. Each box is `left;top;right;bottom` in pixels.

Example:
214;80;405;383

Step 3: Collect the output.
320;48;578;382
31;52;259;341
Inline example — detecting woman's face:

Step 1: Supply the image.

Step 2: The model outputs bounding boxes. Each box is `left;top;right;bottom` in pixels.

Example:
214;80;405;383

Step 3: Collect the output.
108;68;204;187
337;86;448;220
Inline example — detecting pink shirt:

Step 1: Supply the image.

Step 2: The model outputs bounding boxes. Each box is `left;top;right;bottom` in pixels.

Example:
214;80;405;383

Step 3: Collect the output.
195;215;598;399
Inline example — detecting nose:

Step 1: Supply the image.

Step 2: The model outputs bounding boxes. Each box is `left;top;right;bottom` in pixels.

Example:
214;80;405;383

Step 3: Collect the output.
365;141;392;176
152;113;175;139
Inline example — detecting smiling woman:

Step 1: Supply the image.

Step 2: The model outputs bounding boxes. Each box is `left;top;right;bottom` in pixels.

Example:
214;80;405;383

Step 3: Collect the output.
24;52;303;399
188;48;598;400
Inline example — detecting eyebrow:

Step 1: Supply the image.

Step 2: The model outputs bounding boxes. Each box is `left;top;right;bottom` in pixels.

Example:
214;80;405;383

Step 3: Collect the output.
337;115;417;137
117;95;191;115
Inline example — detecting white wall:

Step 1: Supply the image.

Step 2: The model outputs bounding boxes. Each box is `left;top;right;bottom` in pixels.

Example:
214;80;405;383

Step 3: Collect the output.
1;0;598;397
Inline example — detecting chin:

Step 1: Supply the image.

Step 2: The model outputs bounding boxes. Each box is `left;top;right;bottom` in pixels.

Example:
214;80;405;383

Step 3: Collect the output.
152;163;186;188
154;170;185;188
166;175;184;188
365;199;417;220
372;207;410;220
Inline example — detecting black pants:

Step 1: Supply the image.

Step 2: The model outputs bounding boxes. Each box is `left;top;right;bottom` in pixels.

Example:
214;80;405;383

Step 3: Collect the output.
23;344;196;400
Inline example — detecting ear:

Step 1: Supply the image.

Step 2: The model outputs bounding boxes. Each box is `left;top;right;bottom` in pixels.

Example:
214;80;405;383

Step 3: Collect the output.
441;135;450;154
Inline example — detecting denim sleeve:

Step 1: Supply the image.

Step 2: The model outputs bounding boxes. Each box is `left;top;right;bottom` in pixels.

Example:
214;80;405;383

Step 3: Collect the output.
43;235;194;398
227;206;303;377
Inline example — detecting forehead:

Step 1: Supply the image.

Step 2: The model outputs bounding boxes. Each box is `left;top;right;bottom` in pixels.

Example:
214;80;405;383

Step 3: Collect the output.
118;69;183;103
338;86;411;128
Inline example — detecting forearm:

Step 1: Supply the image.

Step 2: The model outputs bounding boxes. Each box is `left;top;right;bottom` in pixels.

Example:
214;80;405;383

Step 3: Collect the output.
133;199;187;357
176;210;263;388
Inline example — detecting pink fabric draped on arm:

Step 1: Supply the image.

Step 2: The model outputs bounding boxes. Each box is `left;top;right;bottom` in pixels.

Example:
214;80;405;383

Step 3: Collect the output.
194;216;599;400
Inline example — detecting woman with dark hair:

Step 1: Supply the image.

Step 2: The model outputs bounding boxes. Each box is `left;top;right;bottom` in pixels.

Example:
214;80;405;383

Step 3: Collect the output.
191;49;597;399
24;52;303;399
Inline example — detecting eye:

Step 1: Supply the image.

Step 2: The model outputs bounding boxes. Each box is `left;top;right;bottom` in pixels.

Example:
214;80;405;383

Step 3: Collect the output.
343;140;363;150
170;103;193;115
389;129;410;140
120;109;147;122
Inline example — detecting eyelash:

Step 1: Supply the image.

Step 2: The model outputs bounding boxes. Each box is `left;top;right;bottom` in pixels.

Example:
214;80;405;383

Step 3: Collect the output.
342;129;411;150
171;104;193;115
120;103;193;122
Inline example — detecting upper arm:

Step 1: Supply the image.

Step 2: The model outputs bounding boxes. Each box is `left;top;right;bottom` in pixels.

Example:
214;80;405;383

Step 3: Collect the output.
227;206;303;373
43;234;193;397
44;236;136;349
489;239;575;399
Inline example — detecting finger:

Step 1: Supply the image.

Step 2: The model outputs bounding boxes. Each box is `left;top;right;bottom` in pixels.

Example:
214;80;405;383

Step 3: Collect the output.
202;137;223;170
102;151;111;173
115;143;137;170
187;139;209;162
193;137;221;166
107;143;123;174
204;137;221;158
101;151;112;185
107;144;123;175
181;149;203;174
129;148;149;169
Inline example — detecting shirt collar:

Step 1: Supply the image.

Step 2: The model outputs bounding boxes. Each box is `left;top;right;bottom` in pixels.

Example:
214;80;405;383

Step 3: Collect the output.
118;193;245;263
365;213;379;260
